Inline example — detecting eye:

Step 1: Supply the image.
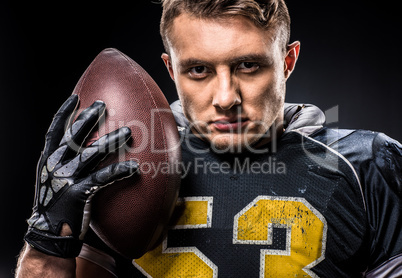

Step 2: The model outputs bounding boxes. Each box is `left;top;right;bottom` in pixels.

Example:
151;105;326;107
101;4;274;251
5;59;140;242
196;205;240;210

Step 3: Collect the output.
188;66;209;79
237;62;259;73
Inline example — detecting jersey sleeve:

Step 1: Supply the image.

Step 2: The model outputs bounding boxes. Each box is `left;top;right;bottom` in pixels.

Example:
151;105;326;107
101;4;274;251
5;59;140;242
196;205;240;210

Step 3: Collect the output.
365;133;402;276
372;133;402;196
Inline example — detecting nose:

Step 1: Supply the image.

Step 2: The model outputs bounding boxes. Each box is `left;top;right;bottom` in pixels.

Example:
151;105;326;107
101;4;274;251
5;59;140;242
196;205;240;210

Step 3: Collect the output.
212;70;241;110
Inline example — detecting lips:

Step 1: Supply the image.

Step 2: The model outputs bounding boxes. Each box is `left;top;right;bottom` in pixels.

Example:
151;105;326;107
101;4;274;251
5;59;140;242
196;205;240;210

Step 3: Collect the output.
211;117;250;132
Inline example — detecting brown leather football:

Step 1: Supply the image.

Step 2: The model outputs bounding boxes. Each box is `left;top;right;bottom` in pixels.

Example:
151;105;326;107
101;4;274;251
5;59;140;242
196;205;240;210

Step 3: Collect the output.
71;48;181;259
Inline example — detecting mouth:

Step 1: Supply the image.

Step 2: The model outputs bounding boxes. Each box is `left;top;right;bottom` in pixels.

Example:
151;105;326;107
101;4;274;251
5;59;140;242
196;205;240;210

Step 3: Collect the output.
210;117;250;132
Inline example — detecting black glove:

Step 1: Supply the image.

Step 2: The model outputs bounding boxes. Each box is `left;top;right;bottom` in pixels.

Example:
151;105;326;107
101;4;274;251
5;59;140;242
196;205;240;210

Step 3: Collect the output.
24;94;138;258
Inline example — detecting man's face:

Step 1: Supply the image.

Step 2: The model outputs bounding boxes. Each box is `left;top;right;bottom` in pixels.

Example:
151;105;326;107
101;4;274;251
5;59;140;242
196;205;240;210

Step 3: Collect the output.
162;13;299;152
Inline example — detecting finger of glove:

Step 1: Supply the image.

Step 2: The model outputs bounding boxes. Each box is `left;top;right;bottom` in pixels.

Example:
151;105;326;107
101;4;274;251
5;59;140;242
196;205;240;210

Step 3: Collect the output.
43;95;79;157
60;100;106;160
81;160;139;194
71;127;132;176
52;127;131;179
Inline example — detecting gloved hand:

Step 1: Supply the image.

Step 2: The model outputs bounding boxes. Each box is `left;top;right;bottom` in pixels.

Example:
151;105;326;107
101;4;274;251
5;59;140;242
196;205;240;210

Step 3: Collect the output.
24;94;138;258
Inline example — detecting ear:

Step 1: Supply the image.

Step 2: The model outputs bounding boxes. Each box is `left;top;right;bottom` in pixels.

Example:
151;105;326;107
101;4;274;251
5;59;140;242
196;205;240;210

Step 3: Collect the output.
161;53;175;81
284;41;301;79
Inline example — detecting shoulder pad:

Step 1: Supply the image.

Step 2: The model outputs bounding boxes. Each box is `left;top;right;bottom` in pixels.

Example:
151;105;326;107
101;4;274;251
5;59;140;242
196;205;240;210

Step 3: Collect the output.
284;103;326;134
170;100;189;127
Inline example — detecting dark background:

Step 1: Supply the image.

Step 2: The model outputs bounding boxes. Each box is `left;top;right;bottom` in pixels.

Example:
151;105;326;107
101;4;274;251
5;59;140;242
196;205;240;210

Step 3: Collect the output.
1;1;401;276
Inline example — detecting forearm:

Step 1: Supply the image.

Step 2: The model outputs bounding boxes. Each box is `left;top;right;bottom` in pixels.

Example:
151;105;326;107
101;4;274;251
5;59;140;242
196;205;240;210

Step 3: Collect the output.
15;244;76;278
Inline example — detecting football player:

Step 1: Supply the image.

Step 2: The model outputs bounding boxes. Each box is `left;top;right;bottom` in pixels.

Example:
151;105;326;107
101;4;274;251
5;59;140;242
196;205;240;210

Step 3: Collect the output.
16;0;402;277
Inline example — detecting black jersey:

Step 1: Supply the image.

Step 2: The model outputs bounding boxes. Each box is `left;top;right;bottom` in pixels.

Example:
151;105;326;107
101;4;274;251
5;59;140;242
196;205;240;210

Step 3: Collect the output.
130;127;402;277
80;103;402;277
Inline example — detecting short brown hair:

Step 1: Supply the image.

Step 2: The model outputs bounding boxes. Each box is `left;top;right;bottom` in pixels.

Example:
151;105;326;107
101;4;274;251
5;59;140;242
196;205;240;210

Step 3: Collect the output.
160;0;291;54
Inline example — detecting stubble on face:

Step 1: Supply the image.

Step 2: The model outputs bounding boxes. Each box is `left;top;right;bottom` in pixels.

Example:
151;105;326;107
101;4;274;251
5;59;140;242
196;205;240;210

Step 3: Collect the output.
165;14;287;153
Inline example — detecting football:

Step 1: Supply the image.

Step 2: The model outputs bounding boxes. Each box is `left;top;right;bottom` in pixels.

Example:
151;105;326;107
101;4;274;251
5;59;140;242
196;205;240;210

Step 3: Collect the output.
71;48;181;259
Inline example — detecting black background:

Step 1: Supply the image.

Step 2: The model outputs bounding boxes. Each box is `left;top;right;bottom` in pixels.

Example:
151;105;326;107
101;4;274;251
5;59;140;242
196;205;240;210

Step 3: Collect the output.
0;1;401;276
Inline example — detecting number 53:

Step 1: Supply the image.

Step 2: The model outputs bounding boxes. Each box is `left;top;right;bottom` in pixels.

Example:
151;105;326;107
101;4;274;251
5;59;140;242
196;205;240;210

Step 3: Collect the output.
134;196;327;278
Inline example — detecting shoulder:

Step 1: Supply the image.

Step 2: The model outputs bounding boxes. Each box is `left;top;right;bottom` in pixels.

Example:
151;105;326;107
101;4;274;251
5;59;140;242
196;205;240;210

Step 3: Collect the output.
307;128;402;272
310;127;402;197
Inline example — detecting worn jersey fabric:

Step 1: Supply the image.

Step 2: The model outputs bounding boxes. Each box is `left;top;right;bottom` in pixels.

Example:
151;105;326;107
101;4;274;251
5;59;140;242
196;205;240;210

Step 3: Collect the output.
130;127;402;277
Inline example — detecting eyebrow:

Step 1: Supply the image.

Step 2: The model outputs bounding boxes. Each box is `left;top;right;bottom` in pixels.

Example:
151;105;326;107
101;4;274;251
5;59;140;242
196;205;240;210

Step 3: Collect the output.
178;59;213;70
178;54;274;70
229;54;274;66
